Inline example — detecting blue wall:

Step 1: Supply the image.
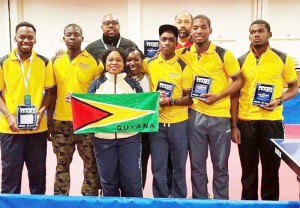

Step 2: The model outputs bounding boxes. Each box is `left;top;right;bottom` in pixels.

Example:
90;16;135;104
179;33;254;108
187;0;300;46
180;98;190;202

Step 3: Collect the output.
283;93;300;124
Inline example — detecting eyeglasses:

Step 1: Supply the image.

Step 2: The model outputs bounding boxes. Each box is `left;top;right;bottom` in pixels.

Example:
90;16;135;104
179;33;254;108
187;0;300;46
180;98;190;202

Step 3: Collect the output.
103;21;119;26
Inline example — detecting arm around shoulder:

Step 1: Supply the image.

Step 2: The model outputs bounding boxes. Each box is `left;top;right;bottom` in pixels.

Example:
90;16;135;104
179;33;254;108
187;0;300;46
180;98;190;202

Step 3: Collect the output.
88;79;99;93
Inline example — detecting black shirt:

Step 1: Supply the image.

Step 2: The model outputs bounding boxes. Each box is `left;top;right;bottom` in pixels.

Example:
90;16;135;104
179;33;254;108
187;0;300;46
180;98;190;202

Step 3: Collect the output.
85;34;138;61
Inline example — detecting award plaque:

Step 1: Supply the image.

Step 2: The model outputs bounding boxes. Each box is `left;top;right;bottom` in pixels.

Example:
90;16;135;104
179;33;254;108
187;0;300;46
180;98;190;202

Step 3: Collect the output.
17;105;37;130
191;75;212;99
156;81;174;98
252;83;274;106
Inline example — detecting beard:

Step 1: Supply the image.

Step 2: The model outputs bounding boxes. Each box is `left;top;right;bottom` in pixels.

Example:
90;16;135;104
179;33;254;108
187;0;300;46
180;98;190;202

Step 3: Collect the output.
252;42;265;49
178;29;190;38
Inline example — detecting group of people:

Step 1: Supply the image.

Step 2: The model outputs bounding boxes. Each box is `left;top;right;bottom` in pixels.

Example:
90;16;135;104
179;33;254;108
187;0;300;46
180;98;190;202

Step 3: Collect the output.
0;11;298;201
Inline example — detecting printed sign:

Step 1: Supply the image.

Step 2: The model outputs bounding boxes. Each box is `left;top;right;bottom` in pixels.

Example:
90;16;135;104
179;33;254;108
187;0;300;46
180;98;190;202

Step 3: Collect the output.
252;83;274;106
17;105;37;130
191;76;212;100
156;81;174;98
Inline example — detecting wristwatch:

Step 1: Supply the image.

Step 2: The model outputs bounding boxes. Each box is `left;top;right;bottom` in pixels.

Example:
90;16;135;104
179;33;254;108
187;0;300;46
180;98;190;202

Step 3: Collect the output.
170;98;175;106
276;97;283;106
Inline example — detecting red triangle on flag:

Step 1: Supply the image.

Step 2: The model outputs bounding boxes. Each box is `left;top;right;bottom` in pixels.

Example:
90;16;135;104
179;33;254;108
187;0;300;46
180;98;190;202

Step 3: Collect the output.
71;97;113;131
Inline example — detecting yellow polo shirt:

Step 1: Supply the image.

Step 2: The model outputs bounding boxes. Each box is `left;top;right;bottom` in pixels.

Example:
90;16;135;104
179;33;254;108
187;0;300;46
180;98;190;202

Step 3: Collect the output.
0;49;54;134
238;47;297;120
176;42;240;118
142;54;192;123
53;50;103;121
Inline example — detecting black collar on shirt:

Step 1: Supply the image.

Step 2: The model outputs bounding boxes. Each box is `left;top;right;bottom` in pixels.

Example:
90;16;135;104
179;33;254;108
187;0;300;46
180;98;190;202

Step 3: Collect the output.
102;34;121;47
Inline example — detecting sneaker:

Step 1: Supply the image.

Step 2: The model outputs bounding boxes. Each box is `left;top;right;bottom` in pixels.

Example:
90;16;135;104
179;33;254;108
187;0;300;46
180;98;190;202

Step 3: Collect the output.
208;193;214;199
168;194;174;198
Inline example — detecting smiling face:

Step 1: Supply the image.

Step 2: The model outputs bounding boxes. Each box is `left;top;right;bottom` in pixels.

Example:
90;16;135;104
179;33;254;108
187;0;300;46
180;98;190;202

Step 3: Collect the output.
191;17;212;46
106;50;125;75
126;50;142;76
14;26;36;55
101;14;120;38
249;23;272;48
63;25;83;50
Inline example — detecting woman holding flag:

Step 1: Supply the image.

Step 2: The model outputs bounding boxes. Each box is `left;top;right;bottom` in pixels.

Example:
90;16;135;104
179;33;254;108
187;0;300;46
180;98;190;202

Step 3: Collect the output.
88;47;143;197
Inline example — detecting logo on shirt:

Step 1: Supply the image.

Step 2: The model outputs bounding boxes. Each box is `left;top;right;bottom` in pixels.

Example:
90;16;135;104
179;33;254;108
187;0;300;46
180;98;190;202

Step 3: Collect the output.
79;63;89;69
168;72;179;78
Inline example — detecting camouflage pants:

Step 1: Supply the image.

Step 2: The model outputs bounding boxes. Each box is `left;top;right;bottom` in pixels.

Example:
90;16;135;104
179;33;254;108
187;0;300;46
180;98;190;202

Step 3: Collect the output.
52;120;100;196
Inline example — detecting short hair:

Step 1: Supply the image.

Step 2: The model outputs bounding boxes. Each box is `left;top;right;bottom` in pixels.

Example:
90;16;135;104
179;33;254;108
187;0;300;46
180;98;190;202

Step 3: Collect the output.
250;19;271;32
63;23;83;35
100;47;128;76
175;11;193;21
15;22;36;33
126;47;145;60
102;13;119;23
193;14;211;28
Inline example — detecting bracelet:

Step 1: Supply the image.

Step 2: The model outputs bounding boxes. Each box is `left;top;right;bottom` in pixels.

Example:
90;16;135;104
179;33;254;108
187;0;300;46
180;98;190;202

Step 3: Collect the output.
166;98;171;106
170;98;175;106
231;126;237;129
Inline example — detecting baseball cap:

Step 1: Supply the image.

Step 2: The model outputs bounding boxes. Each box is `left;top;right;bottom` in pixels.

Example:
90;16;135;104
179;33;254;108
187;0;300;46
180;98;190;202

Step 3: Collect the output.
159;24;178;37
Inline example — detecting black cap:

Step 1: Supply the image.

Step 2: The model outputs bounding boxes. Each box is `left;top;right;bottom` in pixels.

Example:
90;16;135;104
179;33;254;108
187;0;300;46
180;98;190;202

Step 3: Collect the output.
159;24;178;38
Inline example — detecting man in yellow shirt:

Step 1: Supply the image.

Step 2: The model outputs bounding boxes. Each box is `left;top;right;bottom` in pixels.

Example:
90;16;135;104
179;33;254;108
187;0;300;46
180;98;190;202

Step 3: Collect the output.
48;24;102;196
231;19;298;200
0;22;54;194
162;11;194;192
143;24;192;198
177;14;243;199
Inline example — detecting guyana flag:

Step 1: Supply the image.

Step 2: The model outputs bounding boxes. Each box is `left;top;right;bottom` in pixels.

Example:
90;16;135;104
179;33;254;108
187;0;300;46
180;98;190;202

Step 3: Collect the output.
71;92;159;134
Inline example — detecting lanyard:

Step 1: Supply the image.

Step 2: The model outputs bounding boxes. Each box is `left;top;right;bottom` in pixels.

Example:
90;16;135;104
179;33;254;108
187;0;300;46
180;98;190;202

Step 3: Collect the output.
15;52;33;95
101;37;121;49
